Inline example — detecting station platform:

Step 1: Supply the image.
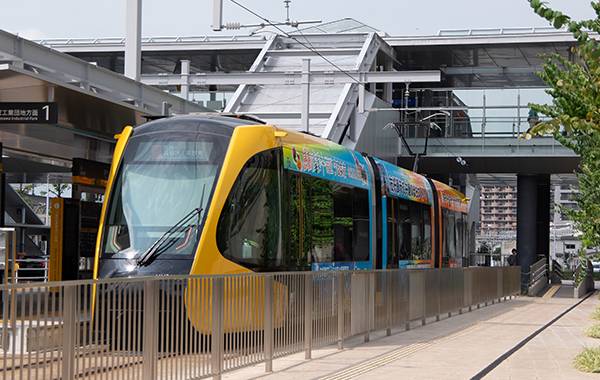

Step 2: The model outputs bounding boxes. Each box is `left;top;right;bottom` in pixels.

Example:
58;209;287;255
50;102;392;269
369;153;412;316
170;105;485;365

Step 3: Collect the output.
223;284;600;380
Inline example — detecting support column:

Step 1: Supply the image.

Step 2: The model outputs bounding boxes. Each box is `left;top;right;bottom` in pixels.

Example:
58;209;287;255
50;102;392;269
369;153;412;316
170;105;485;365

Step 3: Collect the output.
517;175;538;292
301;59;311;133
181;60;190;100
125;0;142;81
536;174;551;266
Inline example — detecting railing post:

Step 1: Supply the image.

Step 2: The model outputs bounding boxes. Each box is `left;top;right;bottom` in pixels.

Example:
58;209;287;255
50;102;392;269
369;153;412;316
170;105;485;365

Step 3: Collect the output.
61;285;76;380
482;93;486;153
265;275;274;372
422;271;427;326
406;271;411;331
304;272;312;359
337;272;344;350
142;278;159;380
364;272;371;342
212;277;225;379
386;271;392;336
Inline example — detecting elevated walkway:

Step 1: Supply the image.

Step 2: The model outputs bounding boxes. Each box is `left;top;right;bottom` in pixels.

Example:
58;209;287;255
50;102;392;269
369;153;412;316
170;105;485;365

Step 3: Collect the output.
223;288;599;380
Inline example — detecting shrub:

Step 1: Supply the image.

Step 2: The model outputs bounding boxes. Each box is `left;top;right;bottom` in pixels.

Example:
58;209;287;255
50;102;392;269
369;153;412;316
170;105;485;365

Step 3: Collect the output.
584;324;600;338
574;346;600;373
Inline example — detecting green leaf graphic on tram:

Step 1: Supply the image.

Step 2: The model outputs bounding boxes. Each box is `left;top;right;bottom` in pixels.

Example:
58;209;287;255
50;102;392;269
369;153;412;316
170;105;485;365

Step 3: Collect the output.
135;207;202;267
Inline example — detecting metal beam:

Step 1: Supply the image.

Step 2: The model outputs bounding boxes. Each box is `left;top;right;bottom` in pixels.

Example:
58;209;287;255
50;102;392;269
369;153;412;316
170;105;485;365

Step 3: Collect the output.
0;30;210;115
442;67;539;75
141;70;441;86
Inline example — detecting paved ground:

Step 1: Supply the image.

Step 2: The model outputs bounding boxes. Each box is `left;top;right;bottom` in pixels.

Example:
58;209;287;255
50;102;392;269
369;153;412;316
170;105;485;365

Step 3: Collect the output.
222;285;600;379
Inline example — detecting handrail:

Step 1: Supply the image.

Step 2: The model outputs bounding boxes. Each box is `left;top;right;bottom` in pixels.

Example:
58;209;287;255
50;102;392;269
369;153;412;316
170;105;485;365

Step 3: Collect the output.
530;258;548;284
528;258;548;296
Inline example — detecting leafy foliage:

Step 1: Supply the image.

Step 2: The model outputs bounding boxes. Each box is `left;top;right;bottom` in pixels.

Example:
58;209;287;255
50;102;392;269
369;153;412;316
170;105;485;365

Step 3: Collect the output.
584;323;600;339
40;183;71;198
527;0;600;250
574;346;600;373
591;306;600;321
15;184;34;205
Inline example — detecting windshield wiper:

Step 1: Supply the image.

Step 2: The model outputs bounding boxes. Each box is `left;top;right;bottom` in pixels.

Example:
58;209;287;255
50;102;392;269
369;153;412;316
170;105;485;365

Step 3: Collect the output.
136;207;202;267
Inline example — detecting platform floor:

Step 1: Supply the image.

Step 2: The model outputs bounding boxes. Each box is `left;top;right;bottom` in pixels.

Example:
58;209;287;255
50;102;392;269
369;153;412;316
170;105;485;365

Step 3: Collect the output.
223;284;600;379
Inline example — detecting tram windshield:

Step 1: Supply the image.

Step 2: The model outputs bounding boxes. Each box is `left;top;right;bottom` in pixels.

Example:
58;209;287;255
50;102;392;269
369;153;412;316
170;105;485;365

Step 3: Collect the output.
99;131;229;274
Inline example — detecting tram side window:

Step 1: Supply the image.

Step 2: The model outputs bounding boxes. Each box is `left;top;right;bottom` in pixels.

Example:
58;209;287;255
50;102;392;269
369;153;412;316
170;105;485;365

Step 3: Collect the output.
289;175;370;267
442;209;459;265
333;187;353;262
410;202;423;259
216;149;282;271
310;178;335;263
387;199;409;266
456;215;464;263
289;175;313;269
353;189;370;261
422;207;432;260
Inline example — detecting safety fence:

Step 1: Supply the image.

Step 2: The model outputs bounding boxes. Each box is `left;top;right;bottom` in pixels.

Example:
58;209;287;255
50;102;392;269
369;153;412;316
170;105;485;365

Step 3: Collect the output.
528;258;548;296
0;267;520;380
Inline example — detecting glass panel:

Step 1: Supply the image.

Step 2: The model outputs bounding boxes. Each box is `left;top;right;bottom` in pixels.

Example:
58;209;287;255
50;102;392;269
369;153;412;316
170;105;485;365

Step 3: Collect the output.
410;203;422;260
398;201;411;261
334;187;353;261
456;215;464;262
102;132;226;260
353;189;370;261
387;199;397;268
289;175;311;269
422;206;432;260
310;179;334;263
216;150;282;270
445;211;457;260
387;198;411;264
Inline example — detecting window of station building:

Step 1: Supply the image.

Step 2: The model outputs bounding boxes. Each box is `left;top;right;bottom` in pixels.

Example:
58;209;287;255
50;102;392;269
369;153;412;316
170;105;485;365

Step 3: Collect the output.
288;174;370;269
386;198;431;268
216;149;283;271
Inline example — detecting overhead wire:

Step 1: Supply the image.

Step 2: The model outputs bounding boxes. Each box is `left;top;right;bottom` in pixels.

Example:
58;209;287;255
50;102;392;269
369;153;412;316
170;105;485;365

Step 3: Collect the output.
228;0;394;107
228;0;468;162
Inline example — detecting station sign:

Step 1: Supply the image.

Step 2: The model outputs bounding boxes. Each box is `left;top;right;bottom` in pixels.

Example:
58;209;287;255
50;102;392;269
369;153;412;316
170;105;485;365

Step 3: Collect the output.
0;102;58;124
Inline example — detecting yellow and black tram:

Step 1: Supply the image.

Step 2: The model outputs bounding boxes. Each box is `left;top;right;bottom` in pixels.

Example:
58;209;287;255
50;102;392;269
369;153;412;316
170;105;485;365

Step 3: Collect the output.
94;114;468;280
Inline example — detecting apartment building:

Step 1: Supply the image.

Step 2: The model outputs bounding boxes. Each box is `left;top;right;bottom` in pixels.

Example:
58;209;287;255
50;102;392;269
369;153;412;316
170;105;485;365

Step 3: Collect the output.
480;185;517;235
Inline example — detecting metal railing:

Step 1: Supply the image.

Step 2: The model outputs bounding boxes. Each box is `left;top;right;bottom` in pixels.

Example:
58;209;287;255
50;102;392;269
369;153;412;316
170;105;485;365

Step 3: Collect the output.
468;253;512;267
15;256;49;283
1;228;18;286
528;258;548;296
0;267;520;379
551;260;563;284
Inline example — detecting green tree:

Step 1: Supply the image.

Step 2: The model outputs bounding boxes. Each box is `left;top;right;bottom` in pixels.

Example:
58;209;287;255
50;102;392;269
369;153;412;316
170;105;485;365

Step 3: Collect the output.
527;0;600;249
478;242;490;254
15;184;35;205
40;183;71;198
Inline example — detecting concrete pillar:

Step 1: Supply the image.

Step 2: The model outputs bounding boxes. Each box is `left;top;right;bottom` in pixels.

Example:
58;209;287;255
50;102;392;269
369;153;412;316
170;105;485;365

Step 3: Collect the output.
517;175;538;292
536;175;551;266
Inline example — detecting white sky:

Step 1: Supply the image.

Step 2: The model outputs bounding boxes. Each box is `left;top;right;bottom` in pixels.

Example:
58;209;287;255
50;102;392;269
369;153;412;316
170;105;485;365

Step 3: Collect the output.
0;0;596;40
